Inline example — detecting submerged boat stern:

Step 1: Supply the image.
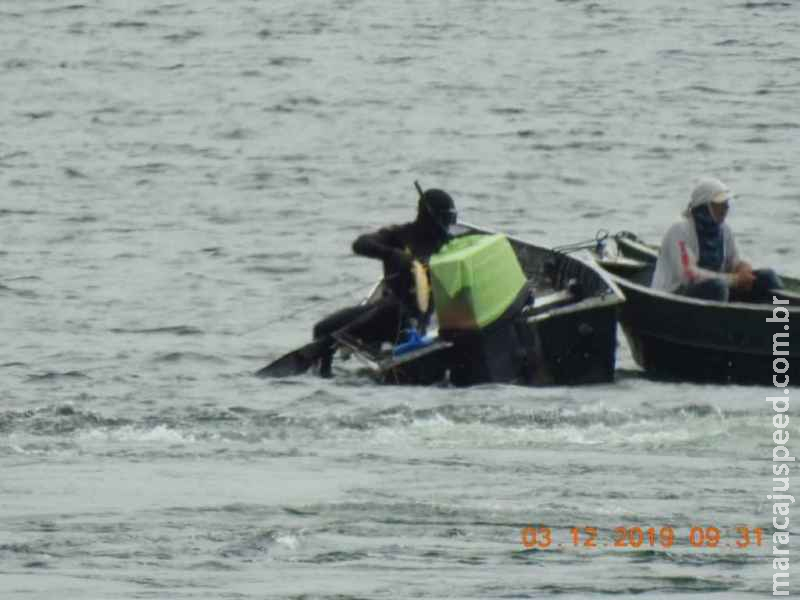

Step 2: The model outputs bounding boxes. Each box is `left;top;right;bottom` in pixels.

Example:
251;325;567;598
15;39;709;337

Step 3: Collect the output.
381;227;625;387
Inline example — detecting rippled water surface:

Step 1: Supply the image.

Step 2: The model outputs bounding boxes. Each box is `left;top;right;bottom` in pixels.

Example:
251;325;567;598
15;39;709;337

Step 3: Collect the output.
2;1;799;598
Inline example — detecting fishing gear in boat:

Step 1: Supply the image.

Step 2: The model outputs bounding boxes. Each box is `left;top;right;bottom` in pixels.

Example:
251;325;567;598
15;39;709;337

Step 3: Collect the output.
551;229;610;255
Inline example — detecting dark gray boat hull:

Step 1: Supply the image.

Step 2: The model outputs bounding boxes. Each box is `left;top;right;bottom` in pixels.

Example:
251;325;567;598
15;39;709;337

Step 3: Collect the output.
374;224;625;386
596;234;799;384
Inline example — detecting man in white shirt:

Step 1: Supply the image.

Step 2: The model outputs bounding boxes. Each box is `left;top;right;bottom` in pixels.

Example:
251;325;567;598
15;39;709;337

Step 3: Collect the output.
651;176;781;302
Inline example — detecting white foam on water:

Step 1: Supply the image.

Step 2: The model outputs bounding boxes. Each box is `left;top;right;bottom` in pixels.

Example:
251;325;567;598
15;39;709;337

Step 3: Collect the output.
358;403;747;452
77;424;196;445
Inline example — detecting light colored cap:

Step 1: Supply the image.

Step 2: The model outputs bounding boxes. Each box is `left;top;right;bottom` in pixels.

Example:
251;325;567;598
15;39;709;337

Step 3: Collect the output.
684;176;732;216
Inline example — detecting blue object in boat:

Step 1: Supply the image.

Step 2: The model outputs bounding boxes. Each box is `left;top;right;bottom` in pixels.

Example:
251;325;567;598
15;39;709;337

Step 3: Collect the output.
392;328;433;356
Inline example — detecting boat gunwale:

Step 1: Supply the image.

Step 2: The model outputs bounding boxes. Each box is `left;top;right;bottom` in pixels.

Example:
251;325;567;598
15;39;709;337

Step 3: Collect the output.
526;293;622;324
594;257;800;314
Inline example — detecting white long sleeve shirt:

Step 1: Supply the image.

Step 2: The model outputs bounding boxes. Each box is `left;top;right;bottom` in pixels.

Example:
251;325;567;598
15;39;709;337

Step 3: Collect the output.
651;219;741;293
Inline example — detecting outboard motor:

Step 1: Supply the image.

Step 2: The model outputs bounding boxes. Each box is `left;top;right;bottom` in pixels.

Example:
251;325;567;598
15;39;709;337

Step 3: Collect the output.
429;234;531;386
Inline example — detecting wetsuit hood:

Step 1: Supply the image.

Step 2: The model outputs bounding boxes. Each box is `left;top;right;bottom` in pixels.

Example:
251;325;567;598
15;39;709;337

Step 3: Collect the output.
417;189;457;240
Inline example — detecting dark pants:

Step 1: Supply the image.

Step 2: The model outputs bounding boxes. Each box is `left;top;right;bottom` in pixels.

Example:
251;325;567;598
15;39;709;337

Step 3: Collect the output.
679;269;782;303
312;297;405;376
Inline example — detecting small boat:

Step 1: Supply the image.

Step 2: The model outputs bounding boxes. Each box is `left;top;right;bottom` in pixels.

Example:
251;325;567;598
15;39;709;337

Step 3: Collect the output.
588;231;800;384
258;223;625;387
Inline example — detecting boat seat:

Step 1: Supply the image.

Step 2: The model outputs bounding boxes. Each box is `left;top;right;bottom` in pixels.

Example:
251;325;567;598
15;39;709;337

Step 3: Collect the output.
598;257;650;272
521;289;574;317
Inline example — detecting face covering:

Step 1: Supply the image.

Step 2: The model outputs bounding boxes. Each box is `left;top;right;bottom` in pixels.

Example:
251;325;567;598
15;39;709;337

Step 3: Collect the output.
692;204;724;272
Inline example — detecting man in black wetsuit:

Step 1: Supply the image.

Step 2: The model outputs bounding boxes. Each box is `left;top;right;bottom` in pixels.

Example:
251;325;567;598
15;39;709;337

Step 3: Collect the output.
312;189;458;377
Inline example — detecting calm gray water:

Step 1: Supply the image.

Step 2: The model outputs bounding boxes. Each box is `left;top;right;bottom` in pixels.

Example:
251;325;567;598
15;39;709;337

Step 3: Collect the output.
2;1;799;598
